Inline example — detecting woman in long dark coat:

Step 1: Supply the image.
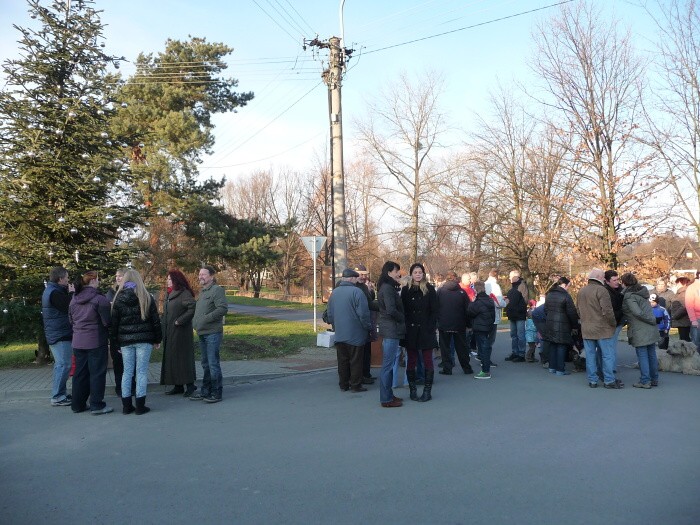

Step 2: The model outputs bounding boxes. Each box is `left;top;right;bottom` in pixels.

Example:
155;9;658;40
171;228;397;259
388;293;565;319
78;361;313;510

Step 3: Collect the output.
160;269;197;397
543;276;579;376
401;262;438;402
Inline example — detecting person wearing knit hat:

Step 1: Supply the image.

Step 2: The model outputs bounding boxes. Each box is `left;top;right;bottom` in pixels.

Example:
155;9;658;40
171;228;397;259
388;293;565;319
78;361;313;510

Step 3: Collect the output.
576;269;620;389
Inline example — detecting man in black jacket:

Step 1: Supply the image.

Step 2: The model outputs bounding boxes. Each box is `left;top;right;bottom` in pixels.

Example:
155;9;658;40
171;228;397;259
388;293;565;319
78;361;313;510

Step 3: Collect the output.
468;281;496;378
505;270;528;362
436;271;473;375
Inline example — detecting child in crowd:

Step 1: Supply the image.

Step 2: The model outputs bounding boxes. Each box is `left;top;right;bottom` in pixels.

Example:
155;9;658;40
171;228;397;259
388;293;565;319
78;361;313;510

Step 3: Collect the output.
649;294;671;350
525;300;539;362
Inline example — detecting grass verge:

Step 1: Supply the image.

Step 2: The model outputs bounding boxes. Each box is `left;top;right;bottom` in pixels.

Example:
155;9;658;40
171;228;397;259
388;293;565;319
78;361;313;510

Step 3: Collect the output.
226;295;316;310
0;313;315;369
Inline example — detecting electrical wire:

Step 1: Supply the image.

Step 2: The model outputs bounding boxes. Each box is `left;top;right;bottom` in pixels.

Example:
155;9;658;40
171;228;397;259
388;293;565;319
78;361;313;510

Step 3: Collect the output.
362;1;574;56
266;0;308;38
251;0;303;45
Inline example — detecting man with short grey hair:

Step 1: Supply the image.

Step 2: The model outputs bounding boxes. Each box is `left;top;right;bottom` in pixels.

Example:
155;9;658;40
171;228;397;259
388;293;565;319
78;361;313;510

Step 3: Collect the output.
505;270;528;362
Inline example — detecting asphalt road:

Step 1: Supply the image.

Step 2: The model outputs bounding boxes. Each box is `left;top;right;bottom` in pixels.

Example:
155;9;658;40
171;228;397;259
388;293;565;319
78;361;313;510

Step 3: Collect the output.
2;341;699;524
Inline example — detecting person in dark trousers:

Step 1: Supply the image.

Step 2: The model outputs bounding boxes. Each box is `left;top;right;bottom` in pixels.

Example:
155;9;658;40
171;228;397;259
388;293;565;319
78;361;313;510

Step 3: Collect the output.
105;268;130;396
42;266;74;407
505;270;528;362
401;262;438;402
468;281;496;379
531;303;549;367
160;269;197;397
327;268;372;393
603;270;624;381
353;264;378;384
69;270;112;415
436;271;473;376
543;277;580;376
671;277;692;342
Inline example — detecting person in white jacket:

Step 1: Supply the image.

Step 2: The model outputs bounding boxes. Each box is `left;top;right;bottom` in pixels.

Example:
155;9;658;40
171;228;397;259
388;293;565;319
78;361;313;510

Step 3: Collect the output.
484;269;507;349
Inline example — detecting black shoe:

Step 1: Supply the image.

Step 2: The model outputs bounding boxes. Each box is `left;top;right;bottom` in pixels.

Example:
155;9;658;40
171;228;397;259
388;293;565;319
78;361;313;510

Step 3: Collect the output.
361;376;375;385
438;368;452;375
183;384;197;397
512;356;526;363
339;386;350;391
505;354;517;361
463;367;474;375
165;385;185;395
588;382;598;388
350;386;368;392
203;395;222;403
189;392;206;401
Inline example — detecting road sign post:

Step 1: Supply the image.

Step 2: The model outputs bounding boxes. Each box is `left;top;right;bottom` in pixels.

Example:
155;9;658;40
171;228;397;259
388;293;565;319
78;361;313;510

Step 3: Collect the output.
301;236;327;332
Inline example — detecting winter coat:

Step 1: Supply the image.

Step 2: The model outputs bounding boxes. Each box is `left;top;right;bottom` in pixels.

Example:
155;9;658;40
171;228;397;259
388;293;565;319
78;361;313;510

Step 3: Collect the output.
505;278;528;321
42;282;73;345
576;279;616;340
69;286;111;349
684;279;700;322
160;288;196;385
651;304;670;332
605;283;624;326
544;286;580;345
436;280;470;332
467;291;496;332
192;283;228;335
526;318;538;343
670;286;691;328
401;283;438;350
531;303;547;337
622;284;659;347
377;281;405;339
327;281;372;346
111;289;162;347
654;288;674;310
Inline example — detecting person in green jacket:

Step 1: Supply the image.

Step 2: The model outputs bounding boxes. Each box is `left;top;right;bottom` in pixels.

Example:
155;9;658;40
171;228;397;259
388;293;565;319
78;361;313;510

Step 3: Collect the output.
621;273;659;389
190;265;228;403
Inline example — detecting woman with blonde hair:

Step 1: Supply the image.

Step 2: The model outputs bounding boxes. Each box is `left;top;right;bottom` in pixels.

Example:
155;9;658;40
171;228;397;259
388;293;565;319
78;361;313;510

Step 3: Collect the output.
111;269;162;414
69;270;113;414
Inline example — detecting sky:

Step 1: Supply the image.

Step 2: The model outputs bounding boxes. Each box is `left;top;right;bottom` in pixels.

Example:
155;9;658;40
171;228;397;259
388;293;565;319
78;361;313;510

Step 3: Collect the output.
0;0;660;184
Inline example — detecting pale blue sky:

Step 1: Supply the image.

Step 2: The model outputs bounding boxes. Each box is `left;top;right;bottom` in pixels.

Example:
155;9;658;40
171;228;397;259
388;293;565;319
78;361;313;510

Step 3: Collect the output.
1;0;659;182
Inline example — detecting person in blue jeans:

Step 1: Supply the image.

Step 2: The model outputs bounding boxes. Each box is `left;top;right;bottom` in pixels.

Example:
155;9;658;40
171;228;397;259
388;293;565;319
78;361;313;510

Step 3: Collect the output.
41;266;75;407
191;265;229;403
111;269;162;415
377;261;405;408
621;273;660;389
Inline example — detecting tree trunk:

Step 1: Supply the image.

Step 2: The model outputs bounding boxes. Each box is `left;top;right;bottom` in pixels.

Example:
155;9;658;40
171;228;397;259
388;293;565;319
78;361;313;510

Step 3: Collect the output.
35;325;51;365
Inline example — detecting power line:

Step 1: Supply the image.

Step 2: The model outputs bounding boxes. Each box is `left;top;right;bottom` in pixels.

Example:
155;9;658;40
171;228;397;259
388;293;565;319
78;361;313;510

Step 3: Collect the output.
363;0;573;55
266;0;308;38
251;0;303;45
283;0;316;35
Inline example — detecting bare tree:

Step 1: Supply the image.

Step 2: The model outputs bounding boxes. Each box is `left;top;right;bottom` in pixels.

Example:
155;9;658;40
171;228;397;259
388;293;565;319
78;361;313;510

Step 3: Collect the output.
531;1;658;268
356;71;448;261
644;0;700;239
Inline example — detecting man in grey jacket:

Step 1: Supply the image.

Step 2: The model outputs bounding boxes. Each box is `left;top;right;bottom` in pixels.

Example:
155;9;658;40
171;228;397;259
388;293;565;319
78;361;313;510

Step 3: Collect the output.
190;265;228;403
327;268;372;393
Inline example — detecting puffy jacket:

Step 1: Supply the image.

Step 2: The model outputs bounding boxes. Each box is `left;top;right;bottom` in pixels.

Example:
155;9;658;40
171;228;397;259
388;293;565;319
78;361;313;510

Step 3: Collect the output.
436;280;470;331
69;286;111;349
377;281;405;339
505;278;528;321
622;284;658;347
401;283;438;350
467;291;496;332
544;286;579;345
42;282;72;345
111;289;162;346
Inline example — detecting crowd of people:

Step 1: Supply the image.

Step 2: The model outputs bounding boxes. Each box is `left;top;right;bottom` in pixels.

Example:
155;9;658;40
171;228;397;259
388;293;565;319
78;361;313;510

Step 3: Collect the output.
42;265;228;415
326;263;700;408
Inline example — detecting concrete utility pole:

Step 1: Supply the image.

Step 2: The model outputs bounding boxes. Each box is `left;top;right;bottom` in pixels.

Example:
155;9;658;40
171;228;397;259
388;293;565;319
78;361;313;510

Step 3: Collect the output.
306;34;352;280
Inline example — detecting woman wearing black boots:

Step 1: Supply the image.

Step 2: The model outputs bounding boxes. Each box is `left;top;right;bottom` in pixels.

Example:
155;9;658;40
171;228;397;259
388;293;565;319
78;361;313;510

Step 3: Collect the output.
160;269;197;397
111;269;162;415
401;263;438;402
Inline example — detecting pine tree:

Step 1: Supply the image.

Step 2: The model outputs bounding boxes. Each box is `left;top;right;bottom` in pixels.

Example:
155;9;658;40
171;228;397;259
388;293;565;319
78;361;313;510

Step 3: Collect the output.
0;0;143;345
